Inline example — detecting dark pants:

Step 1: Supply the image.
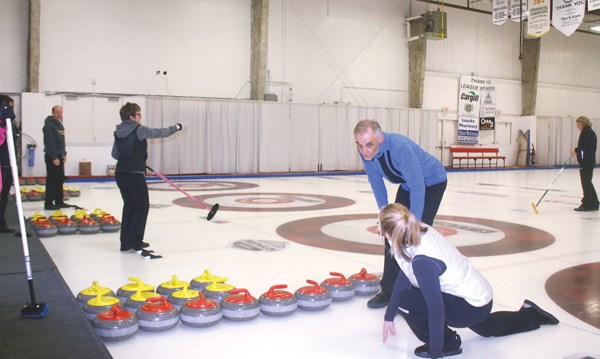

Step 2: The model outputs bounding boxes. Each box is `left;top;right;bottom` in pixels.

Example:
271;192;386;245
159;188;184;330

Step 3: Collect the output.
0;166;13;228
116;172;149;251
44;154;65;206
396;287;541;346
380;180;447;296
579;166;599;209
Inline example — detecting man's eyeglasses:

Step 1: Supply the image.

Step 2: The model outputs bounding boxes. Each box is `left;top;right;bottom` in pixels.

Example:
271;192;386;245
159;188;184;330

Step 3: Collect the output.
135;113;142;117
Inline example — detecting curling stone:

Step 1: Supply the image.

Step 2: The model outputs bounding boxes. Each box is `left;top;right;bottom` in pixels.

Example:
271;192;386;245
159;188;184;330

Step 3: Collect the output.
62;190;70;201
294;280;332;311
349;268;381;297
116;277;155;302
25;177;37;185
98;215;121;232
92;304;138;341
190;269;220;291
168;284;200;310
221;288;260;322
90;208;108;221
70;209;88;221
31;218;58;237
77;216;101;234
136;296;179;332
55;217;79;235
76;281;116;307
320;272;356;302
19;177;25;185
26;189;43;201
38;177;46;185
259;284;298;317
203;277;235;304
83;294;122;320
66;186;80;197
48;210;68;223
156;275;190;298
124;290;162;313
179;292;222;328
76;216;100;234
27;211;46;223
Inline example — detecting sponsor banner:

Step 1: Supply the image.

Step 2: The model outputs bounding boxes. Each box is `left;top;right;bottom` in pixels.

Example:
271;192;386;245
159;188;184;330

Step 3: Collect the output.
510;0;528;22
480;117;496;131
479;86;496;118
458;118;479;144
492;0;509;25
527;0;550;38
552;0;586;37
458;76;481;117
589;0;600;11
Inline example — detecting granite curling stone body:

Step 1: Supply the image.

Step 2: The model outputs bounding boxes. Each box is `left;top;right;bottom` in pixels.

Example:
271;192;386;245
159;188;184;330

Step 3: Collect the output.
168;284;200;310
76;281;116;307
83;294;122;320
179;292;222;328
203;277;235;304
116;277;154;302
136;296;179;332
294;280;332;311
259;284;298;317
156;275;190;298
349;268;381;296
221;288;260;321
190;269;220;291
92;304;139;341
124;290;163;314
320;272;356;302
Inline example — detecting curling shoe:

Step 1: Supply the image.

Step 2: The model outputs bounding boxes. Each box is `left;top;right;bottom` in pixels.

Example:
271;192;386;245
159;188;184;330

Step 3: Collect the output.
522;299;559;325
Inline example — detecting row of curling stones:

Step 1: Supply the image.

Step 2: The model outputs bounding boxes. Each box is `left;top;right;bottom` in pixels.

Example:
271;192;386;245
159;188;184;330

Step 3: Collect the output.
19;186;79;202
81;269;380;335
26;208;121;237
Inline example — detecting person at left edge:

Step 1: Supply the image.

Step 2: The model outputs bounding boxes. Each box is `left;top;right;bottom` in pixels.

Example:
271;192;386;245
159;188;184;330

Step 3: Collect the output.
0;95;18;232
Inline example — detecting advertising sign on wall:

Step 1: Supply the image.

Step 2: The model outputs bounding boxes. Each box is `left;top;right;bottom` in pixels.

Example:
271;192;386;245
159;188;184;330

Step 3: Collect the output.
458;76;496;143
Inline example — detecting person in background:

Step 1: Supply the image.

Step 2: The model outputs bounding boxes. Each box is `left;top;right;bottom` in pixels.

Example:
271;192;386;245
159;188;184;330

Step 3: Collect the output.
379;203;559;359
111;102;184;259
353;119;447;309
43;105;69;210
0;95;18;232
571;116;599;212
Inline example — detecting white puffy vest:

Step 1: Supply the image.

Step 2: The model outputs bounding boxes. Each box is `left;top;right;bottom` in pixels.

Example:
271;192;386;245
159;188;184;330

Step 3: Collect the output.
395;227;493;307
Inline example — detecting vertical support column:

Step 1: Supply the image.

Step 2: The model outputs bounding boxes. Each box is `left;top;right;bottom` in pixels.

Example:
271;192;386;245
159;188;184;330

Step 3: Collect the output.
408;18;426;109
28;0;41;93
521;37;540;116
250;0;269;101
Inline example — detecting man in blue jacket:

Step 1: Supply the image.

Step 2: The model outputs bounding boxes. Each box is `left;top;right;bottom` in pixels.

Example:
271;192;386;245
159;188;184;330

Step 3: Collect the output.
353;119;447;309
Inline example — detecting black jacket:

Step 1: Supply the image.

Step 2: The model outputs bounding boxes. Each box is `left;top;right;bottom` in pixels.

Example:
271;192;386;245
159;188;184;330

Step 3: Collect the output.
42;116;67;159
575;126;597;168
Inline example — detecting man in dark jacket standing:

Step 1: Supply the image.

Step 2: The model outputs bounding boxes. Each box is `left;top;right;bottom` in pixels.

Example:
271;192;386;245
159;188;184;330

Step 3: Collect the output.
43;105;69;210
572;116;599;212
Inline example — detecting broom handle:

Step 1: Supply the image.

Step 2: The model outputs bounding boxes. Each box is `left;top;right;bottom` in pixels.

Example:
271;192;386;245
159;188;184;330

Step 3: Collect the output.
6;119;37;305
146;166;210;210
535;159;570;207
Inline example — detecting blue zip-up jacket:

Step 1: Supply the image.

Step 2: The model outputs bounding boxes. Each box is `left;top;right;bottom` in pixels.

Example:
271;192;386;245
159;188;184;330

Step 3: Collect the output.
359;132;447;221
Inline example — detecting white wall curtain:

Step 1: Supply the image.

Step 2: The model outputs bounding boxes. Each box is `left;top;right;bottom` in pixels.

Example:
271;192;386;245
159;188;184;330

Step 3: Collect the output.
259;103;291;172
289;104;320;172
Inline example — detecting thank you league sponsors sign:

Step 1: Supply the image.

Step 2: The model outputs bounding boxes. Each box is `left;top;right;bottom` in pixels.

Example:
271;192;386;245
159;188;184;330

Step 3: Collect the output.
458;76;496;144
552;0;586;37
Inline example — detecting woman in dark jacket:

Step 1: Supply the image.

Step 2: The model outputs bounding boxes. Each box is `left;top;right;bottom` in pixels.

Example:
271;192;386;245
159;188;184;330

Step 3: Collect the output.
572;116;599;212
111;102;183;258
